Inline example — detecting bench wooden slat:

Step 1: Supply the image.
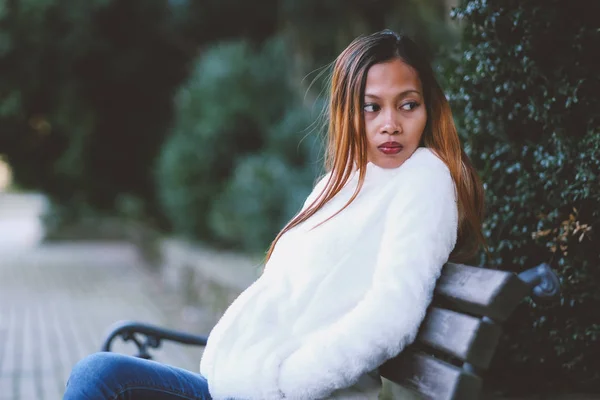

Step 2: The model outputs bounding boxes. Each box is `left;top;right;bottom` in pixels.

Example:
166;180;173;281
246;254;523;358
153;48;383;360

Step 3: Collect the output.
380;351;482;400
434;263;530;322
416;307;502;369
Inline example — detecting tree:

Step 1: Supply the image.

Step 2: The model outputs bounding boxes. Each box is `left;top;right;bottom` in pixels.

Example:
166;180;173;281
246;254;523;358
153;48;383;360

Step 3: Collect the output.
446;0;600;394
0;0;280;221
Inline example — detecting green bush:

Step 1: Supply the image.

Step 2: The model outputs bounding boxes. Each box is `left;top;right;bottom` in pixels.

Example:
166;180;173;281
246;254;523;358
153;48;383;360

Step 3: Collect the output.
209;104;324;251
157;37;322;248
0;0;280;225
208;154;314;252
447;0;599;394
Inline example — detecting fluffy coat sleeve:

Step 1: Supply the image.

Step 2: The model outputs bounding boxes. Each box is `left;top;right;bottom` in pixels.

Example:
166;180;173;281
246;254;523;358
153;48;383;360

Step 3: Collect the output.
275;162;459;399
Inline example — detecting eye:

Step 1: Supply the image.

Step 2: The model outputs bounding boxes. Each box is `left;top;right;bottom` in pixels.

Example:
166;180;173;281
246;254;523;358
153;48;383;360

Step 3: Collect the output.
401;101;420;111
363;103;380;113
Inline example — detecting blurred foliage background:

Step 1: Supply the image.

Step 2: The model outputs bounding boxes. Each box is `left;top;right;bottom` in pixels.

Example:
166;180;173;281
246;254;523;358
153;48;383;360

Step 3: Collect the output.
0;0;598;396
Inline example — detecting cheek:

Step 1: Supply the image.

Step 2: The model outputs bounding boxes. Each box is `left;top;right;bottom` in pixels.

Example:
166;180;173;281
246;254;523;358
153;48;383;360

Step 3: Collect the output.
412;110;428;139
364;118;378;143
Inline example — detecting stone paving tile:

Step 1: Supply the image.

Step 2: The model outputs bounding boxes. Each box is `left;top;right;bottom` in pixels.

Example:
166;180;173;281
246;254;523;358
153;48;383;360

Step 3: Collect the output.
0;242;206;400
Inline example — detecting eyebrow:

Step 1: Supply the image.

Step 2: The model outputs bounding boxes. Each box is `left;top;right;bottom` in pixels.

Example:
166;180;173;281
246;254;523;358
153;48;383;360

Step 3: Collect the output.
364;90;421;99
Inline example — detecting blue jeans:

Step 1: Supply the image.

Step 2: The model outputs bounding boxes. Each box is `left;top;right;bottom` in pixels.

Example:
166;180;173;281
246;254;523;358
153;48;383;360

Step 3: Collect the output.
64;352;212;400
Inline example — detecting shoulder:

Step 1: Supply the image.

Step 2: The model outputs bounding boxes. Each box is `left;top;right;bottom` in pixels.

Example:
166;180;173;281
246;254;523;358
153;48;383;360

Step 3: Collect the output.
314;171;331;191
403;147;449;172
301;171;332;210
379;147;457;214
382;148;458;224
396;147;453;186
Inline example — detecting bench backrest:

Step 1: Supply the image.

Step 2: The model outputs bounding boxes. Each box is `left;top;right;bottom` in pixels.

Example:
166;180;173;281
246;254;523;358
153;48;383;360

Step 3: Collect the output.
379;263;531;400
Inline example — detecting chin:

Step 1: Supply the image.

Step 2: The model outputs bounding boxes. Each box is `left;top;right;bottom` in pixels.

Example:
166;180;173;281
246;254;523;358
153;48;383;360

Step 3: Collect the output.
368;147;418;169
373;157;407;169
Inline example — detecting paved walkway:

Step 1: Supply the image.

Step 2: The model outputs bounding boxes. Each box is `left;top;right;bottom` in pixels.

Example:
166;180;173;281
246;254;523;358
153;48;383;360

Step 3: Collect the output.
0;194;205;400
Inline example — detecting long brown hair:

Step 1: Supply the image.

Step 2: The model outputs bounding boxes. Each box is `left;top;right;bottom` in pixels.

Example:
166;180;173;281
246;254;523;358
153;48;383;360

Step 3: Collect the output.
266;30;485;264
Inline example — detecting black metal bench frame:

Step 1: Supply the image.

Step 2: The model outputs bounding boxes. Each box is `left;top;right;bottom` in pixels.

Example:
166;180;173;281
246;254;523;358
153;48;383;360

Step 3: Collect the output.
102;262;560;400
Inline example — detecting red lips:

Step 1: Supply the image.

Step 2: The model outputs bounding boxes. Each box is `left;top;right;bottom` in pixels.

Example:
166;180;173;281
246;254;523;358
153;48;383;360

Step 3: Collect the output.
378;142;403;155
378;142;402;149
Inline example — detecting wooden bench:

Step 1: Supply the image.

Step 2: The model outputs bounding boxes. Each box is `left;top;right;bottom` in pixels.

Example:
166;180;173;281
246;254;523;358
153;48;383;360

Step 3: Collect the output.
102;262;560;400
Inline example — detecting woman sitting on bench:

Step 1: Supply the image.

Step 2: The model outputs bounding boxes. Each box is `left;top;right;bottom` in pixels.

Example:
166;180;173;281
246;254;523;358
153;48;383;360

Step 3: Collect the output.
64;29;485;400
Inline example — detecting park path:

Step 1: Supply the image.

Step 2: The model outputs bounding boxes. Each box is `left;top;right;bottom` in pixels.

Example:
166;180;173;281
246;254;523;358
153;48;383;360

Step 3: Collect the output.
0;193;205;400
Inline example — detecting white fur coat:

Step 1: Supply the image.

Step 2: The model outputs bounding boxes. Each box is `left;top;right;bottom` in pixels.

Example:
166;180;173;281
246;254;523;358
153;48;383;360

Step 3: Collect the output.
199;148;459;399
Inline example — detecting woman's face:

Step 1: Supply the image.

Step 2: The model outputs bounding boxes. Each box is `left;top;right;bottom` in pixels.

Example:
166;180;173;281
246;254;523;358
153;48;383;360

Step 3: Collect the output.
362;58;427;169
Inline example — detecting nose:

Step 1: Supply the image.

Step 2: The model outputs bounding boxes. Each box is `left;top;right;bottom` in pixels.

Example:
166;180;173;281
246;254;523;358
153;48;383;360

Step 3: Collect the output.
380;109;402;135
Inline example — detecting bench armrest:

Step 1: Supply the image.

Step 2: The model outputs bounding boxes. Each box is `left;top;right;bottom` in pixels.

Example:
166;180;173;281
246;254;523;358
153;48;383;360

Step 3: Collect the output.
517;262;561;302
101;320;208;360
